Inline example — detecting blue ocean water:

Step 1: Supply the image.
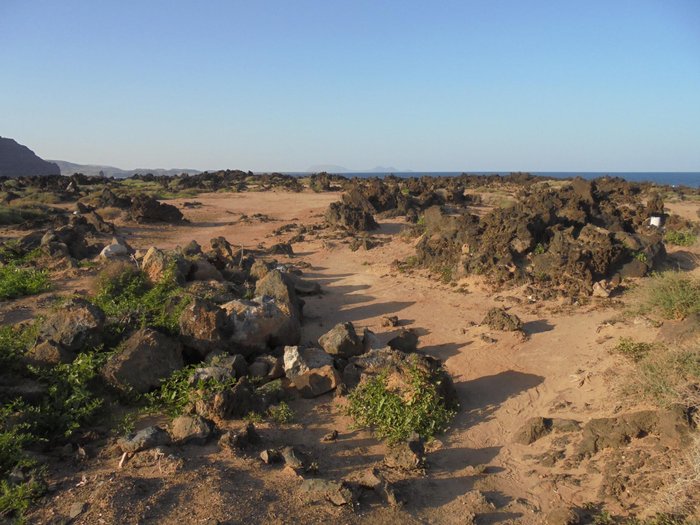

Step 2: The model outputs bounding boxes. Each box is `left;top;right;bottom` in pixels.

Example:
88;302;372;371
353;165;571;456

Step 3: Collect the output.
330;172;700;188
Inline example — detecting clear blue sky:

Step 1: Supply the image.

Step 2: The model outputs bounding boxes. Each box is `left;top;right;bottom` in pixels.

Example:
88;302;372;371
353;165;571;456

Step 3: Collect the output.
2;0;699;172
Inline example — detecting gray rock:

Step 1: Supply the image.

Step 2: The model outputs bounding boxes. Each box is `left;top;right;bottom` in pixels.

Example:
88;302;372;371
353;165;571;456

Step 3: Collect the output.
170;415;214;445
40;298;105;352
118;426;171;453
318;322;364;358
299;478;355;506
283;346;334;381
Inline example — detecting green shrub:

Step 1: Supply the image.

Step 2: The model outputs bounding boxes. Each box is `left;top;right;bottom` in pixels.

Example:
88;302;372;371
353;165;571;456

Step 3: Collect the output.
664;230;697;247
93;262;190;335
268;401;294;424
0;324;38;370
22;351;108;441
144;365;237;417
0;206;47;226
0;351;106;522
0;265;50;300
644;273;700;320
346;364;456;444
0;477;44;523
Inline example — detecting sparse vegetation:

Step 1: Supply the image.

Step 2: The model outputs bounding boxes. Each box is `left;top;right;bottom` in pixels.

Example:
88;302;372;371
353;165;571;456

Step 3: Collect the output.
346;364;456;444
0;264;50;300
93;262;190;335
144;365;237;417
0;351;107;523
665;230;697;247
0;324;38;369
643;272;700;320
268;401;294;424
612;337;657;362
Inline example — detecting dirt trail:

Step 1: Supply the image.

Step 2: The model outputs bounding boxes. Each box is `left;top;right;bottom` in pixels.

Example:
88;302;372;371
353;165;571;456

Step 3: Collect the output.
29;190;697;524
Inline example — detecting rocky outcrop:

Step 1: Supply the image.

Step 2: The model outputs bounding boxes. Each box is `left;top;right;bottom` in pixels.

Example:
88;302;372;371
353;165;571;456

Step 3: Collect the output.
130;194;184;223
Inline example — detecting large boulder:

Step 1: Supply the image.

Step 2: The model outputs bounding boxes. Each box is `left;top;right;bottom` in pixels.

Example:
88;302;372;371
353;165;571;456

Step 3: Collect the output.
318;322;364;358
178;298;231;358
102;328;184;394
39;299;105;352
222;297;301;354
130;194;184;223
255;270;303;318
325;202;378;232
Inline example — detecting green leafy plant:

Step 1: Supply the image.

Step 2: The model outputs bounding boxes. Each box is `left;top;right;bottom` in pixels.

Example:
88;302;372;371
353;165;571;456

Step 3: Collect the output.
268;401;294;424
346;363;456;444
93;262;190;335
533;243;546;255
0;265;50;300
664;230;697;247
144;365;237;417
0;324;38;369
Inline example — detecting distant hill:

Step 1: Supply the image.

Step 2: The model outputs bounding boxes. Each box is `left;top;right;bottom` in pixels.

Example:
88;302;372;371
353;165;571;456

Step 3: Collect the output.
0;137;60;177
50;160;201;179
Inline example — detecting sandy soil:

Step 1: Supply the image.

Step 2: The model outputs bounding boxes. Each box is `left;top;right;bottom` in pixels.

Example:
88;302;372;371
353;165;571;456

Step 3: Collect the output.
25;190;700;524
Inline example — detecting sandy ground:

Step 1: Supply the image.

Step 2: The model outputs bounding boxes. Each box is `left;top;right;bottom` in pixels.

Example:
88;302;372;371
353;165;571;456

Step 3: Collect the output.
22;190;700;524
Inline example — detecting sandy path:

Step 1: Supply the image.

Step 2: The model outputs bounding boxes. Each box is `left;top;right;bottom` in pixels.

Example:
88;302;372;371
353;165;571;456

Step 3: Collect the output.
117;190;692;521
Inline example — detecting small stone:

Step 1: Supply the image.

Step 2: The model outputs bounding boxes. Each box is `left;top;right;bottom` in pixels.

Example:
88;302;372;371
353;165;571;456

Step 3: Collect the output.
170;415;214;445
260;449;282;464
69;501;87;519
321;430;338;442
118;426;171;453
381;315;399;327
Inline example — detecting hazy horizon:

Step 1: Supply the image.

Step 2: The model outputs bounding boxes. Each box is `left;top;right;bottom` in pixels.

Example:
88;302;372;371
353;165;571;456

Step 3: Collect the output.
2;1;699;172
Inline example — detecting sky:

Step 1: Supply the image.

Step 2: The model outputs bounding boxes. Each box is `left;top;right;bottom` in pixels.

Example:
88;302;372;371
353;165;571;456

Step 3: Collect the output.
1;0;699;172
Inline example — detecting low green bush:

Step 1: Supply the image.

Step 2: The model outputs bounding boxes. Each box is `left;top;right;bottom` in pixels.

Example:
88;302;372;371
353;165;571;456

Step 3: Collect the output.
93;262;190;335
268;401;294;424
0;265;50;300
0;350;107;522
664;230;697;247
144;365;237;417
346;364;456;444
0;324;38;370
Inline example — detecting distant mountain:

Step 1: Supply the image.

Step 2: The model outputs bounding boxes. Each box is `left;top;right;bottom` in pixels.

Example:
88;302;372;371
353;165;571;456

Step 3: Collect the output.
0;137;60;177
50;160;201;179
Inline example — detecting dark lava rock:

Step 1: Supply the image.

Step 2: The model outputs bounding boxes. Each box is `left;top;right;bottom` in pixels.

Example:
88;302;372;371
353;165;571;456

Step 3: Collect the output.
178;298;230;358
481;307;523;332
131;194;184;223
318;322;364;358
39;298;105;352
299;478;355;506
387;329;418;353
102;328;184;394
325;201;379;232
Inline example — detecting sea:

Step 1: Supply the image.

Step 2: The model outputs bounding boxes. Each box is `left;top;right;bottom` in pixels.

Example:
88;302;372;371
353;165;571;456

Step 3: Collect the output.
286;172;700;188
